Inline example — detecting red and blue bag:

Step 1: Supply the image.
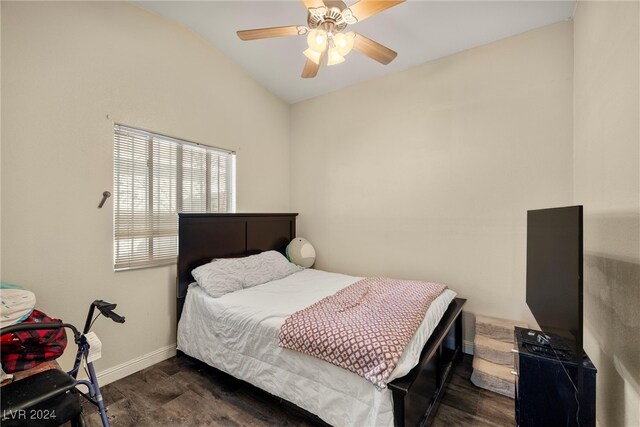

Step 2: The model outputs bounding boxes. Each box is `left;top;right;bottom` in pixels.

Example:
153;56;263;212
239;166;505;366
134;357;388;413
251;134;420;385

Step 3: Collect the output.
1;309;68;373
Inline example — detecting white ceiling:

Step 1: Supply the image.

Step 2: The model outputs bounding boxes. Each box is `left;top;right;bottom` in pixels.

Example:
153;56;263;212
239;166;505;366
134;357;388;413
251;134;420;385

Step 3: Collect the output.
134;0;576;104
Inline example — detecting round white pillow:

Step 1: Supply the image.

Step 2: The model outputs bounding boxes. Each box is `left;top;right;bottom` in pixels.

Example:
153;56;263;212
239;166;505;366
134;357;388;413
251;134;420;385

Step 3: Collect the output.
286;237;316;268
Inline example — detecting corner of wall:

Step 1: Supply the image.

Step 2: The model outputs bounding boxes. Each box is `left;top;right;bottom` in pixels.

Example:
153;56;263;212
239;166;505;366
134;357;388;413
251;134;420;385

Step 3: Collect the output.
572;2;640;426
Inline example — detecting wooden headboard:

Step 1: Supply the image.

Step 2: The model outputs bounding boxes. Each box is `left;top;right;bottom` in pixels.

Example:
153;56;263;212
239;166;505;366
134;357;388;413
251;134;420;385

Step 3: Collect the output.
177;213;298;322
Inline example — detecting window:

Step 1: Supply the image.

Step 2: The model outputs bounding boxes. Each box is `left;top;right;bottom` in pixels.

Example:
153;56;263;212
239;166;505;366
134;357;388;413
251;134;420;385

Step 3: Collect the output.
113;124;235;270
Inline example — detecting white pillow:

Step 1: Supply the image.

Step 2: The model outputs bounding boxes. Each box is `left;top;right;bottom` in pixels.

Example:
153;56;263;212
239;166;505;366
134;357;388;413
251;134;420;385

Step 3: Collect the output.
242;250;302;289
191;259;244;298
192;250;302;298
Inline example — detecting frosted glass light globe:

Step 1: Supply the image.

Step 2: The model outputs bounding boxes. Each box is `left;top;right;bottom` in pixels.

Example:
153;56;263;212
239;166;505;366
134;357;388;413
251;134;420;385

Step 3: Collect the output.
333;32;355;56
307;29;327;53
303;48;321;64
327;47;345;66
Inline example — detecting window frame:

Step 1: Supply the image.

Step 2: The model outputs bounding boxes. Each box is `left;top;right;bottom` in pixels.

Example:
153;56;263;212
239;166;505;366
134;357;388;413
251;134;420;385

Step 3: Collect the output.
113;124;236;271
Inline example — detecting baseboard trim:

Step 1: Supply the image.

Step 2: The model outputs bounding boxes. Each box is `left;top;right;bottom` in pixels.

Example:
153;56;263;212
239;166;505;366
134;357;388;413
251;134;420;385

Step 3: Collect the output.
97;343;176;386
463;339;474;355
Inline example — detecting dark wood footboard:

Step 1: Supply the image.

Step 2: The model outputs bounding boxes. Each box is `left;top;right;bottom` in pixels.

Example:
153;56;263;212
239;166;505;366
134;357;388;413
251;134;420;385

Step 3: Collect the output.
389;297;466;427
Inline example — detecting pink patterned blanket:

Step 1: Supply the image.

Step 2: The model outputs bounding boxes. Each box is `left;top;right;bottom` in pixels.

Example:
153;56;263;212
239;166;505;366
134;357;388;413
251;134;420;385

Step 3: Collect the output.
278;277;447;388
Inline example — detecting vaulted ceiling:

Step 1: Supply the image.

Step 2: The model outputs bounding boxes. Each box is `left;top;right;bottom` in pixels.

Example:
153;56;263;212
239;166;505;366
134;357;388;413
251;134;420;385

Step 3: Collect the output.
134;1;576;104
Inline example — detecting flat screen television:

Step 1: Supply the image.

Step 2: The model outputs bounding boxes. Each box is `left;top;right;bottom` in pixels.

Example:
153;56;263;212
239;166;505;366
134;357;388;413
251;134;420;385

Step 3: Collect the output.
526;205;583;359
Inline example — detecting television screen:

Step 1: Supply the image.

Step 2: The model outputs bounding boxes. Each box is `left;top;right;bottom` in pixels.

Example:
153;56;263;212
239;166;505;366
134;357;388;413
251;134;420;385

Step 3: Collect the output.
526;205;583;358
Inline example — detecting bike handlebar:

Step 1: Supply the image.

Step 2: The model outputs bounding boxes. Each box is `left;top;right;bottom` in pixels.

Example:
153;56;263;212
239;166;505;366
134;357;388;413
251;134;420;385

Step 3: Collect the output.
0;300;124;338
94;300;125;323
0;322;81;342
83;300;125;334
103;310;125;324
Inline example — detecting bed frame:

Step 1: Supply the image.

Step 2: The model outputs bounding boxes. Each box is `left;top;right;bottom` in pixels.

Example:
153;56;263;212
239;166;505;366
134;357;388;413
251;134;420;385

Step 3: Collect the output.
177;213;466;427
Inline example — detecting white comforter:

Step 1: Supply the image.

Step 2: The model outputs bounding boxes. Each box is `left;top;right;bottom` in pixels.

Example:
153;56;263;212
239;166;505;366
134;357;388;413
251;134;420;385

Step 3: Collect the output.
177;268;457;427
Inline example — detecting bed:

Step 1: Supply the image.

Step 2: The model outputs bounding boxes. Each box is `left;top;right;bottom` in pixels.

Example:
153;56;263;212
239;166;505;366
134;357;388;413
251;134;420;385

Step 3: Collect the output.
176;213;466;427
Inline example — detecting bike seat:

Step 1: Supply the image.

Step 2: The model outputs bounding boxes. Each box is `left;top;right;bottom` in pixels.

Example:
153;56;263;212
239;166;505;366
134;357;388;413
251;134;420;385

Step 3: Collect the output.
1;368;80;419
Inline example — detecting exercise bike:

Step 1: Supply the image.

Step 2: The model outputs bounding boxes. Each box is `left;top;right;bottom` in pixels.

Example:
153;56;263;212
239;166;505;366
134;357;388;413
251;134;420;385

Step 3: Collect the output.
1;300;125;427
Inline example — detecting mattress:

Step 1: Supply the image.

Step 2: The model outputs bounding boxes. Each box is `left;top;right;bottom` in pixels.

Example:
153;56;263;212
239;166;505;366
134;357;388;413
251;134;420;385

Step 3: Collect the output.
177;268;457;427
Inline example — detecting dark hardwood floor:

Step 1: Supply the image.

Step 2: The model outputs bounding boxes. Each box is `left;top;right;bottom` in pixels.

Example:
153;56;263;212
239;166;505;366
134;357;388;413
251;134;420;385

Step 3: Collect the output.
79;354;513;427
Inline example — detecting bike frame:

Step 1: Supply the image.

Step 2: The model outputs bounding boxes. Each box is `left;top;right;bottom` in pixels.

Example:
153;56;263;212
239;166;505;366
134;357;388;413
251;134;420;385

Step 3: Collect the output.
68;333;109;427
1;301;121;427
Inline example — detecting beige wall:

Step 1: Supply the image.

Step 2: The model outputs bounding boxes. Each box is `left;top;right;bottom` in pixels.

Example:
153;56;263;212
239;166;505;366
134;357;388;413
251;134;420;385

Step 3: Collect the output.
573;1;640;426
291;22;574;341
1;2;290;377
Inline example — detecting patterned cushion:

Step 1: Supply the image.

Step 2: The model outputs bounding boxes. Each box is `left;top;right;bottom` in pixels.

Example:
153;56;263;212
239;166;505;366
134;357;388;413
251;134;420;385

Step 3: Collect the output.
192;251;302;298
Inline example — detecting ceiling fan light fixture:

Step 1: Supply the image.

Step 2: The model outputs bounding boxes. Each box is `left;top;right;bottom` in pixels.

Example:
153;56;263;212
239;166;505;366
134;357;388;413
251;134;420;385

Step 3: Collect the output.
307;29;328;52
327;47;345;66
303;48;322;64
333;31;355;56
236;0;405;79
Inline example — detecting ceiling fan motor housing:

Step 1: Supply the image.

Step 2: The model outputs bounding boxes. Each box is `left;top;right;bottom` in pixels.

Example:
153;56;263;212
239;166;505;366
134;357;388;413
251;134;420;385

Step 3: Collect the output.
307;1;349;33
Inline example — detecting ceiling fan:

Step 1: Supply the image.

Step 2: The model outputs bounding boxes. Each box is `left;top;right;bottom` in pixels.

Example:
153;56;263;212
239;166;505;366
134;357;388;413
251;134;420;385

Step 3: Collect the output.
237;0;405;78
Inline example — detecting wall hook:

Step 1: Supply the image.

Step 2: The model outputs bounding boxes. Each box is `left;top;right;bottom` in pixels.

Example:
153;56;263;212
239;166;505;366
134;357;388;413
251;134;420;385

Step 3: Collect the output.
98;191;111;208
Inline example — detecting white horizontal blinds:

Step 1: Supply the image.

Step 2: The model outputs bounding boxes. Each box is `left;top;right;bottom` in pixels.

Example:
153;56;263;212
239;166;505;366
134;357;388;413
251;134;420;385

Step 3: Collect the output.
150;134;179;267
210;151;231;212
114;127;153;270
114;124;234;270
181;145;208;212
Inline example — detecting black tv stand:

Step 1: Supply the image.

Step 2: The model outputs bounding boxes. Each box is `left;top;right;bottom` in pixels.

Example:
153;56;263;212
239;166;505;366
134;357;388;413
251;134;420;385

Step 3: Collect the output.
514;327;596;427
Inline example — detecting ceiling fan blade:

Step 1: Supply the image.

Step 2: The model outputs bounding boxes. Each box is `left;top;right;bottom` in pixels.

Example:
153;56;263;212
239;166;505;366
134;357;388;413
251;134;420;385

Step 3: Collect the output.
302;50;327;78
353;33;397;65
346;0;405;23
302;58;321;78
302;0;326;10
237;26;305;41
